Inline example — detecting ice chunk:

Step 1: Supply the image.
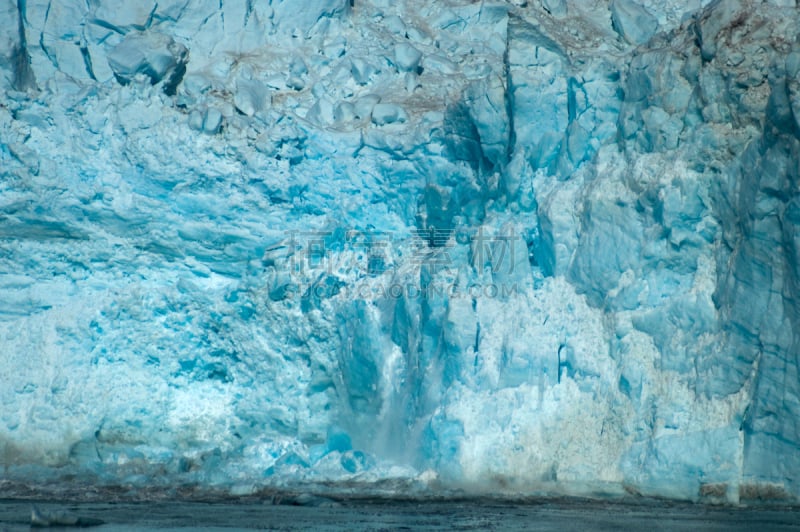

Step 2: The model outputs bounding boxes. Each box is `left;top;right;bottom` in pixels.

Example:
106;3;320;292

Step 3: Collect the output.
394;42;422;72
203;107;223;134
351;58;377;85
610;0;659;46
306;96;335;126
694;0;744;60
333;101;357;123
233;79;269;117
371;103;407;125
354;94;381;119
30;505;104;528
382;15;407;37
106;32;188;91
465;75;510;168
326;428;352;453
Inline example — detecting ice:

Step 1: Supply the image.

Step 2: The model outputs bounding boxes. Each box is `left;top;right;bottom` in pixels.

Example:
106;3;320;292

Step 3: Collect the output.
371;103;407;125
1;0;799;506
271;0;349;37
393;43;422;72
106;32;188;90
541;0;568;18
610;0;659;45
233;79;270;118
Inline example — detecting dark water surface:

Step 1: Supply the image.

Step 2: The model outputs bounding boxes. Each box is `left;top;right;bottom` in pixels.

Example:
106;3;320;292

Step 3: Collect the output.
1;497;799;531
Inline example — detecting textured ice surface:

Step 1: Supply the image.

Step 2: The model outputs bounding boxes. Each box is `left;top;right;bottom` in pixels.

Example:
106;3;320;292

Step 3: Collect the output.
1;0;800;504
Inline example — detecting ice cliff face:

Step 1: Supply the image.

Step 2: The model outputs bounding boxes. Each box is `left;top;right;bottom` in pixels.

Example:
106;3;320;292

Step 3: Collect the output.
1;0;799;503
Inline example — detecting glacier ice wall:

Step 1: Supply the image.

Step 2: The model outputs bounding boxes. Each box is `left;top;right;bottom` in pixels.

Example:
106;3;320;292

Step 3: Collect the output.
1;0;800;503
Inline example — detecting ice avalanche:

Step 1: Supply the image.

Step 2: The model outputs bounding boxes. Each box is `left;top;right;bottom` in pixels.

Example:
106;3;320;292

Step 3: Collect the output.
1;0;800;504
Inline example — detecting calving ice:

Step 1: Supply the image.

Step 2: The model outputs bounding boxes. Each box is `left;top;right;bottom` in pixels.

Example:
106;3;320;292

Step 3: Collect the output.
0;0;798;505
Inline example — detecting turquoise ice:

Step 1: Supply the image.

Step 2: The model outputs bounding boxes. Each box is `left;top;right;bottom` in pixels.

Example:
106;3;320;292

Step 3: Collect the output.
0;0;798;504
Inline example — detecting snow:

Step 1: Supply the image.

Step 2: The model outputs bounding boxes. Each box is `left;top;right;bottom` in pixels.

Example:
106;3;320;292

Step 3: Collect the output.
1;0;799;505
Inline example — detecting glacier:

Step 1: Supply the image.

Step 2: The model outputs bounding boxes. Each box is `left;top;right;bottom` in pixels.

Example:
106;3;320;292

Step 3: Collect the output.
1;0;800;505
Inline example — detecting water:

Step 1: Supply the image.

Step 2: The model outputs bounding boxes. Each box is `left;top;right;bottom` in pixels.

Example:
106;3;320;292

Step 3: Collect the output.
1;497;799;531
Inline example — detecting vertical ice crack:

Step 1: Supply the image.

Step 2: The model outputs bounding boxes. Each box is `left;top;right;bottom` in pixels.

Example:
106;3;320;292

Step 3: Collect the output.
12;0;37;90
144;2;157;30
473;322;480;359
503;14;516;161
243;0;253;28
79;43;96;80
37;0;59;70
